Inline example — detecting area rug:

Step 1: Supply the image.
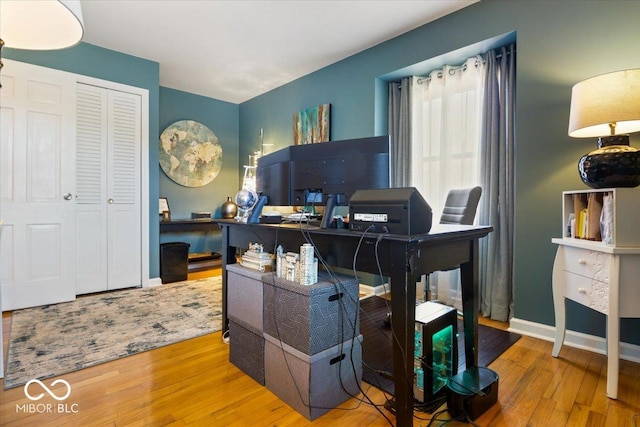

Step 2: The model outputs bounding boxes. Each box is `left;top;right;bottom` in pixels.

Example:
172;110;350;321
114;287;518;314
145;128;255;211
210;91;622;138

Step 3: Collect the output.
359;295;521;394
4;276;222;390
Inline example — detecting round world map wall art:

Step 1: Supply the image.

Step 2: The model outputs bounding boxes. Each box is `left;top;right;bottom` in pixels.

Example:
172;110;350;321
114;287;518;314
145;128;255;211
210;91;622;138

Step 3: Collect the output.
159;120;223;187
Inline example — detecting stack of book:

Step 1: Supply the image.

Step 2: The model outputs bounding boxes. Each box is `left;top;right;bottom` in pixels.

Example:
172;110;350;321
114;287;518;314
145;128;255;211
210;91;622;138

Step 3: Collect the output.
569;192;604;240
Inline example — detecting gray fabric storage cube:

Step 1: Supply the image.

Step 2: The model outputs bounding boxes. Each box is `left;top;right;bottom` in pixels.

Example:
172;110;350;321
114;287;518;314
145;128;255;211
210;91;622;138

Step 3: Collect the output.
264;332;363;421
263;271;360;355
227;263;273;332
229;317;265;385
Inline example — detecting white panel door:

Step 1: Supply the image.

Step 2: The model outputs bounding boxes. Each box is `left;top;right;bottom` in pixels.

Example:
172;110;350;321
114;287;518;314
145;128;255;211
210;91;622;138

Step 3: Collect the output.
0;60;77;310
75;84;141;294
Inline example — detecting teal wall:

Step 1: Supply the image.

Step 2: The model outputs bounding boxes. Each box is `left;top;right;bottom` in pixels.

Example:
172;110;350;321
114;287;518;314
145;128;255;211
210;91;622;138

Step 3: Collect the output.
238;0;640;345
158;87;240;254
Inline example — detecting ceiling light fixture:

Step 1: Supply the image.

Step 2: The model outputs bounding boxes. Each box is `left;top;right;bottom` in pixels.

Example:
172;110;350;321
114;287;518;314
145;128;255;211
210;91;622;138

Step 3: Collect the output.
0;0;84;84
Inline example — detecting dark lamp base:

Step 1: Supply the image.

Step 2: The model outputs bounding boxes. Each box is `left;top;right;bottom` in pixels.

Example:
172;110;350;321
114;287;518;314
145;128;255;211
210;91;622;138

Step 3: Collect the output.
578;135;640;189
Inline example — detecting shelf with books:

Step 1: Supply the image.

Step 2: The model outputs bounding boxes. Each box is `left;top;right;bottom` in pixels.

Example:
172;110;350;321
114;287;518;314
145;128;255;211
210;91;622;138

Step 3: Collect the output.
561;187;640;247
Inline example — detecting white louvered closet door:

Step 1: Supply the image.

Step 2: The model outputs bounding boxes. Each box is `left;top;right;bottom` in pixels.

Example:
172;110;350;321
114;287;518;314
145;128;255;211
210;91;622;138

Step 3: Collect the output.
76;84;141;294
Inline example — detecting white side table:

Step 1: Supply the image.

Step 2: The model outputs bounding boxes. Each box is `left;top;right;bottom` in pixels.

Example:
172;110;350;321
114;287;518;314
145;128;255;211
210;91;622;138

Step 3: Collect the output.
551;237;640;399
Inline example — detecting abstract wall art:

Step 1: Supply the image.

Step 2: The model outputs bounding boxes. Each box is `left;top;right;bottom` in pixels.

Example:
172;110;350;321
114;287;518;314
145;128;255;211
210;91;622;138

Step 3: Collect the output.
293;103;330;145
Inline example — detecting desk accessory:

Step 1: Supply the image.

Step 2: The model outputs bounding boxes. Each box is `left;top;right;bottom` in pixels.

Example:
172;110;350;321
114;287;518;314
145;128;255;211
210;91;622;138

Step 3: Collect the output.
446;367;499;420
191;212;211;219
240;243;274;272
159;197;171;221
221;196;237;219
349;187;432;234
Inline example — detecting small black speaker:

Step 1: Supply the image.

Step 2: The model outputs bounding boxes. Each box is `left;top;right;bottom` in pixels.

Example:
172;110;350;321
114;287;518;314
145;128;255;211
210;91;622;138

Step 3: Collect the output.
348;187;432;235
446;367;499;420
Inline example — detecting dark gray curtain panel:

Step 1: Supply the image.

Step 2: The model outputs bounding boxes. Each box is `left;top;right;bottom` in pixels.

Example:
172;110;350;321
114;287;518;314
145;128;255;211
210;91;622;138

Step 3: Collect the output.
388;77;412;187
479;44;516;321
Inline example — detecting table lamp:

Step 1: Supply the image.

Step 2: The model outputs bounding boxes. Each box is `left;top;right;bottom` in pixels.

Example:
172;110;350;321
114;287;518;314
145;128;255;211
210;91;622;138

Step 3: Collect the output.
568;68;640;188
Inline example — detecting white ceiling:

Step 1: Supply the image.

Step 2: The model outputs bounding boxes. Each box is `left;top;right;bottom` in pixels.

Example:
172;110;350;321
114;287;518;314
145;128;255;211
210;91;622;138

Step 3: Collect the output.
80;0;477;104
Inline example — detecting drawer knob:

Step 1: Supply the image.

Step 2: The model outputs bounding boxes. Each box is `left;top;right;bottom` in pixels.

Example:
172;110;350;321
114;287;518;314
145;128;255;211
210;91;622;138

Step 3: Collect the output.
578;259;587;265
578;287;587;294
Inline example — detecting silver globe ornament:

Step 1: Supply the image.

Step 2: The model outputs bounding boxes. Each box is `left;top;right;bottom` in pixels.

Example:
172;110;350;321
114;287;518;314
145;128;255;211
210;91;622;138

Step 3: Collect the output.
234;187;258;222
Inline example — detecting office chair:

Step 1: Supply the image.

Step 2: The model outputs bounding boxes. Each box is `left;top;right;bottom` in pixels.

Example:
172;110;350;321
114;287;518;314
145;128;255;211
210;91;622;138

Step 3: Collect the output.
439;186;483;226
424;186;482;301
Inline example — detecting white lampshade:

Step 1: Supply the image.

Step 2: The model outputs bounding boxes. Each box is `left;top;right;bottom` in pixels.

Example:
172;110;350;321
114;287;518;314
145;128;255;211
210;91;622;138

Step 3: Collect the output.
568;68;640;138
0;0;84;50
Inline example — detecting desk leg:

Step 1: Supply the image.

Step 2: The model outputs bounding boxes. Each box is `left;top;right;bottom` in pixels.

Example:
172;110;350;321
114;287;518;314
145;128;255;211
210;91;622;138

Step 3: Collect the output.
220;225;236;334
389;255;416;427
459;239;479;369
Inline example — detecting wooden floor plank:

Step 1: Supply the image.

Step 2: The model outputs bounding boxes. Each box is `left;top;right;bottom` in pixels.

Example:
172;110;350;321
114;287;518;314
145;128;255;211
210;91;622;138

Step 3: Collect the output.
1;270;639;426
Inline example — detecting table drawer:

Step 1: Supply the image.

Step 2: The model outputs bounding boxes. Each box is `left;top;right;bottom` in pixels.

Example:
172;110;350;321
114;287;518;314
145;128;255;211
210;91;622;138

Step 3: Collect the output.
563;271;608;314
562;246;611;283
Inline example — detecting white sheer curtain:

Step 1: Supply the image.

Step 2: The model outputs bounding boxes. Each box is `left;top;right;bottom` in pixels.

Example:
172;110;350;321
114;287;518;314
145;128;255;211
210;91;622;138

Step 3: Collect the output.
411;56;486;309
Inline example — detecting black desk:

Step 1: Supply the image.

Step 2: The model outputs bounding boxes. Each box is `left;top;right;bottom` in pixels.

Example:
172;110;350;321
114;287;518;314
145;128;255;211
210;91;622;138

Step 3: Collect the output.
159;219;220;233
159;220;224;271
214;219;492;427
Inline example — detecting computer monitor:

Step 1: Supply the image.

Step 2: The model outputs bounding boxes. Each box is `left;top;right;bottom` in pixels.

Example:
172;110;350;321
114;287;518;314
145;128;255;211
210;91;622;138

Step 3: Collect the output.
256;135;391;227
254;145;291;206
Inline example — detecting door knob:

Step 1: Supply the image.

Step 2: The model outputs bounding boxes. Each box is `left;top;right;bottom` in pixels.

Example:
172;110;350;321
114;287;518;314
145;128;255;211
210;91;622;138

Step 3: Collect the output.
63;193;73;200
108;198;114;204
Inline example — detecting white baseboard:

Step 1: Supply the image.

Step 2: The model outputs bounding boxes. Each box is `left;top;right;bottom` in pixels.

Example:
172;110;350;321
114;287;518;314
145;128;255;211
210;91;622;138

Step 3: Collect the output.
359;283;390;299
509;317;640;364
145;277;163;287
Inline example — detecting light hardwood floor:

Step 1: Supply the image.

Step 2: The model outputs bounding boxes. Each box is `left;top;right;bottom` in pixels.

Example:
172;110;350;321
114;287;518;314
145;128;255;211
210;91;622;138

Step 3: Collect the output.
1;270;638;426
